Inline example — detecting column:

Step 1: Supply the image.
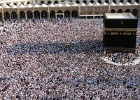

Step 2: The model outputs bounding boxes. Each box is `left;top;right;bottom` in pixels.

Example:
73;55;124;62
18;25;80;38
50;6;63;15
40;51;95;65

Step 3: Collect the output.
47;7;50;20
32;11;34;19
78;6;80;18
17;8;20;20
2;7;4;22
85;9;87;19
108;5;110;13
62;11;64;18
10;12;11;20
32;8;35;19
55;11;57;19
93;8;95;15
70;11;72;19
39;11;41;19
25;12;27;20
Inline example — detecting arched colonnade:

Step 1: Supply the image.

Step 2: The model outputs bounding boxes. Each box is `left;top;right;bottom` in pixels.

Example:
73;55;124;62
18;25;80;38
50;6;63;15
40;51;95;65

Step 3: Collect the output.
111;9;138;16
0;8;138;21
2;10;79;20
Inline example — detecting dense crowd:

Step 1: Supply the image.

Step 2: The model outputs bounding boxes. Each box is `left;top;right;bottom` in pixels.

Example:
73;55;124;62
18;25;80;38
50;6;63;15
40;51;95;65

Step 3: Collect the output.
0;18;140;100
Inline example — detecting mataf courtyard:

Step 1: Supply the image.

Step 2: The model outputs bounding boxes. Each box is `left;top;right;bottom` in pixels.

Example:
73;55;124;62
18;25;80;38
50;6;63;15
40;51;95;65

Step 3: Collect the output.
0;18;140;99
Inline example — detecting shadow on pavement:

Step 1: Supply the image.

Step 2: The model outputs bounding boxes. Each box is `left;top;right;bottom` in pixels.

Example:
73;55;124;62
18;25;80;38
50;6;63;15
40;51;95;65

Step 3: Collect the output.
6;40;103;55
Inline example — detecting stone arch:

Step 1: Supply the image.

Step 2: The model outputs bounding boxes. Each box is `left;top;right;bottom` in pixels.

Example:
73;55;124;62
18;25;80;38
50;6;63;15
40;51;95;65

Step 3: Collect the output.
11;11;17;19
132;9;138;16
4;12;10;20
127;0;131;3
34;11;40;19
54;1;58;4
14;3;17;6
105;0;109;3
117;9;123;13
72;10;78;18
90;0;94;3
83;0;87;4
76;0;80;4
21;2;24;5
64;10;70;18
135;0;139;3
56;10;64;19
27;2;30;4
113;0;116;3
47;1;51;5
20;11;25;19
7;3;10;6
40;1;45;4
50;11;55;18
41;10;47;18
111;9;116;13
98;0;102;3
27;11;33;19
125;9;131;13
120;0;123;3
57;10;63;13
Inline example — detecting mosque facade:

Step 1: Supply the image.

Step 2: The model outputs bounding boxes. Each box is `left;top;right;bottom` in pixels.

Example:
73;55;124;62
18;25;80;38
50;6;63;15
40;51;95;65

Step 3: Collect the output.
0;0;139;21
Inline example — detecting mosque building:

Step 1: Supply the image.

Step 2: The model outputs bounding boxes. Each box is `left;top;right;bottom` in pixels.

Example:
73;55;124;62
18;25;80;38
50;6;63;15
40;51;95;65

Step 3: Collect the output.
0;0;139;21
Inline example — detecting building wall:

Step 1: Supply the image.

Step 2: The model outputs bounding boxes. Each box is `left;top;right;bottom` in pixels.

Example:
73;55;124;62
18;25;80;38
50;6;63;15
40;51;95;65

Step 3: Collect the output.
0;0;139;21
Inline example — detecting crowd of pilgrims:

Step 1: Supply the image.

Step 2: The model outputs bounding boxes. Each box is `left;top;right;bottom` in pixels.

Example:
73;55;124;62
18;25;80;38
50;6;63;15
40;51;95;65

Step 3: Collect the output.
0;18;140;100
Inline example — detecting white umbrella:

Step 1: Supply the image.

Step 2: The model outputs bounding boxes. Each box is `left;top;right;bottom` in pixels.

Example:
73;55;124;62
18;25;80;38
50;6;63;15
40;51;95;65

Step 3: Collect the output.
80;2;86;6
110;2;116;6
40;3;47;7
57;3;63;7
12;5;17;8
115;2;123;5
19;4;25;8
26;4;32;8
123;2;130;5
93;2;100;6
131;2;138;5
71;2;78;6
34;4;40;8
101;2;108;6
49;3;55;7
4;4;10;8
87;3;93;6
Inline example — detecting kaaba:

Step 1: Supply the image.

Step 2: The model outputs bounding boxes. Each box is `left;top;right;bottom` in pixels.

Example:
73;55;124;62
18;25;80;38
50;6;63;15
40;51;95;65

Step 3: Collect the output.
103;13;138;53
